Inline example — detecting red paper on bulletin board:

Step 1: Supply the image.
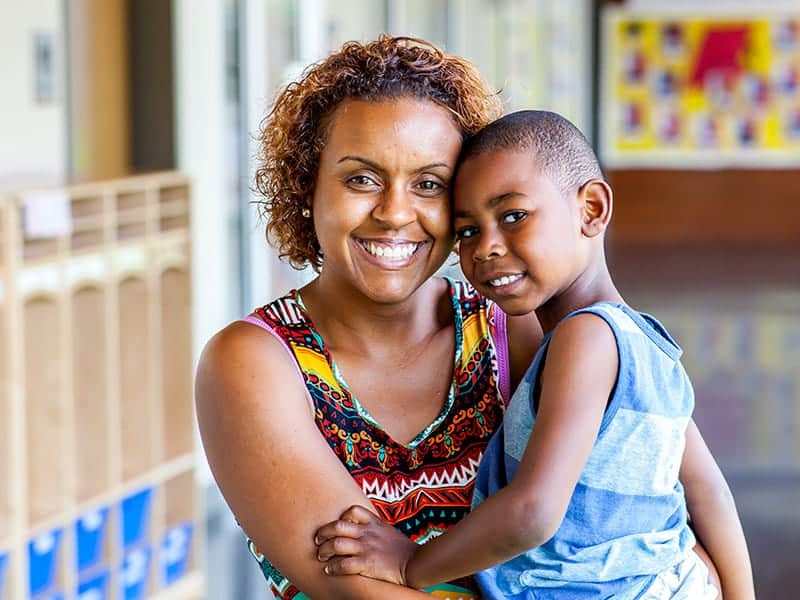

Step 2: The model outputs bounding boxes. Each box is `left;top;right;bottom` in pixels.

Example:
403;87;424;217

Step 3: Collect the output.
601;9;800;168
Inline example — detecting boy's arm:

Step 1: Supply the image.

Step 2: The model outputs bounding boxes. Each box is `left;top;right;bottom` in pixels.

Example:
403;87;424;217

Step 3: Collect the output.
318;314;616;587
680;419;755;600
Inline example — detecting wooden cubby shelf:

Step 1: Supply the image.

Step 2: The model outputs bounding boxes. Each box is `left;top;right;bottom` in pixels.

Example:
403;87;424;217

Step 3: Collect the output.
0;173;203;600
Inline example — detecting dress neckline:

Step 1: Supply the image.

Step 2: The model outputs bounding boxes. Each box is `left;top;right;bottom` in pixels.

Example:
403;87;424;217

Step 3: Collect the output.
292;277;464;450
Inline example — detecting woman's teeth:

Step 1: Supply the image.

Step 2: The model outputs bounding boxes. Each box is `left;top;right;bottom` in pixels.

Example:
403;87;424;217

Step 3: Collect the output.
489;274;523;287
363;241;419;260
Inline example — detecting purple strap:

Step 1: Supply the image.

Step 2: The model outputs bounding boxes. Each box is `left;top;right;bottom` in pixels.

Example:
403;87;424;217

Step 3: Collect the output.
492;305;512;406
240;315;305;382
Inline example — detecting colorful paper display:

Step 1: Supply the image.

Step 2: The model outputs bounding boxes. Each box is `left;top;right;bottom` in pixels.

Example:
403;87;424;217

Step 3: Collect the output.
603;10;800;167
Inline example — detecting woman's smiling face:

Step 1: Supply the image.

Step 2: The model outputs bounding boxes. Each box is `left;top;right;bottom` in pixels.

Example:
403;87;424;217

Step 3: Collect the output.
311;97;463;303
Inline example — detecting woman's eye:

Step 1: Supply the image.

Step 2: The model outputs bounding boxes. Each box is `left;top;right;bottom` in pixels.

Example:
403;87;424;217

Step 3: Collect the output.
347;175;378;187
416;179;444;194
502;211;526;224
455;226;478;240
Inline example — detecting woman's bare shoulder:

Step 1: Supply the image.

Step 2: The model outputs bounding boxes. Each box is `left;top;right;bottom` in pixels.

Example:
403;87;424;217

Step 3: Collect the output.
202;317;289;357
197;319;306;401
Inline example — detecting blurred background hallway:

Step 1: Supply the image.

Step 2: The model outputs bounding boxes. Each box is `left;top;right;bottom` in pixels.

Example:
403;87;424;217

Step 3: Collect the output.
1;1;798;598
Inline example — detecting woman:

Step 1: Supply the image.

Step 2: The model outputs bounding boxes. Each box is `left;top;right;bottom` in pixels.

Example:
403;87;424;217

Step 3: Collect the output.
195;36;540;599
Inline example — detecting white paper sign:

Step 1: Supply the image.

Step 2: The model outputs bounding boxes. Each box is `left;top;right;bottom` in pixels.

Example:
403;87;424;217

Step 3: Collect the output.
21;190;72;239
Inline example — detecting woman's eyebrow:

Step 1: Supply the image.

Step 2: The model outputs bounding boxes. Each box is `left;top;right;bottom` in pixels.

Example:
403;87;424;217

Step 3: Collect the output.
417;162;452;172
337;156;451;173
337;155;383;170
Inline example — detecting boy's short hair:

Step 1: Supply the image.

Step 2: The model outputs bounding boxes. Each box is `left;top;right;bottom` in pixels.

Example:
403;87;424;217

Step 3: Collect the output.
458;110;604;194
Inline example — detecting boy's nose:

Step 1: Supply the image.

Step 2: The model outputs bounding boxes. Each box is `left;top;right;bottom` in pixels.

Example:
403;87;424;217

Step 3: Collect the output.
473;232;506;261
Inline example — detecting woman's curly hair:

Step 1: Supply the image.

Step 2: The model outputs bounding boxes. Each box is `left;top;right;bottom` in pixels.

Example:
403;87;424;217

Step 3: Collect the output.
255;34;502;270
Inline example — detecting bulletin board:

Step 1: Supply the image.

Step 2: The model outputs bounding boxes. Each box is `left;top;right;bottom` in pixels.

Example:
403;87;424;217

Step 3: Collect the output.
601;8;800;168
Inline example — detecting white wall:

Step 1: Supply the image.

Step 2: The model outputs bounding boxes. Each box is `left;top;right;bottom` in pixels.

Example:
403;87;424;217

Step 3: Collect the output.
174;0;236;363
0;0;67;184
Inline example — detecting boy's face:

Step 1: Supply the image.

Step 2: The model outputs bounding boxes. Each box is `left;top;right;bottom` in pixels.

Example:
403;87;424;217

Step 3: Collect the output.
453;150;588;316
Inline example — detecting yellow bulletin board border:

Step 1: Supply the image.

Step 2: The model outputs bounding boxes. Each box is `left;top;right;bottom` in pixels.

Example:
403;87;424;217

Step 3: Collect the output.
600;6;800;168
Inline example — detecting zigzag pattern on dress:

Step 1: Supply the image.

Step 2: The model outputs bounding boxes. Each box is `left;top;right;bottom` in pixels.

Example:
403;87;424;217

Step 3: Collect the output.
361;454;483;502
370;486;476;523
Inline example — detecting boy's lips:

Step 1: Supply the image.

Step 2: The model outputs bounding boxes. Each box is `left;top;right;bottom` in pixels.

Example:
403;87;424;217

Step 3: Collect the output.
478;271;527;296
483;272;525;288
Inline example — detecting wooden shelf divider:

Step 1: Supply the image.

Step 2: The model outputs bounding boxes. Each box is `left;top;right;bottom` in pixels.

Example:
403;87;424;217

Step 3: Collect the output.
0;172;202;600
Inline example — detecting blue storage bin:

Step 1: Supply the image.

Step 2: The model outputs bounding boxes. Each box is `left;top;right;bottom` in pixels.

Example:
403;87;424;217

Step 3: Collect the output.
28;528;63;597
76;507;110;573
120;488;153;550
31;592;64;600
77;569;109;600
159;523;193;586
120;546;150;600
0;551;9;599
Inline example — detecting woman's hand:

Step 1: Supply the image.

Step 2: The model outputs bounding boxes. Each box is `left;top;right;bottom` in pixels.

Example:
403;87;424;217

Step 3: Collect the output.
316;505;418;587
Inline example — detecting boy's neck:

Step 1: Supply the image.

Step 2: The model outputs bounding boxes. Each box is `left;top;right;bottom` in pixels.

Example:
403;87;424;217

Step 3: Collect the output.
535;258;623;335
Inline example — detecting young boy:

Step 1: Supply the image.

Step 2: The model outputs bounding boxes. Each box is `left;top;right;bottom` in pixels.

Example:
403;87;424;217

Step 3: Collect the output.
315;111;754;599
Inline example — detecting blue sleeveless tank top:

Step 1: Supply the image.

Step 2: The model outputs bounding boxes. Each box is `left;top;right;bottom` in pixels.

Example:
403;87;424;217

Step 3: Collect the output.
474;302;696;599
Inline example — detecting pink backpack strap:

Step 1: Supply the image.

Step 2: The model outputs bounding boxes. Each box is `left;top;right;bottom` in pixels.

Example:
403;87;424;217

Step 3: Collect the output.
240;314;305;383
490;303;512;407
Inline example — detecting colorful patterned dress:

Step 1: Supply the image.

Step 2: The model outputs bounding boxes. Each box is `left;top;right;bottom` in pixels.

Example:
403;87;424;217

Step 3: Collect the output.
242;278;509;599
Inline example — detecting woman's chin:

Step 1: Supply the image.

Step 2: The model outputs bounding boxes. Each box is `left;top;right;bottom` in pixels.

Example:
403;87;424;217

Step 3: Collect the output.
358;274;432;305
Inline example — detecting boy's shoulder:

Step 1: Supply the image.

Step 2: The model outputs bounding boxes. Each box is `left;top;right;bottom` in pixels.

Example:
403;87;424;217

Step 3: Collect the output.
548;310;619;366
554;302;676;352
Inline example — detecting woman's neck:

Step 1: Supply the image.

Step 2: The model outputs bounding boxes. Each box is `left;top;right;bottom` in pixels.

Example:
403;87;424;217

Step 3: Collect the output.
299;274;450;358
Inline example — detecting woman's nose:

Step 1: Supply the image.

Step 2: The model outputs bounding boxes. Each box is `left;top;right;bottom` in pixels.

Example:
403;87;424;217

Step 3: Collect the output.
372;185;416;229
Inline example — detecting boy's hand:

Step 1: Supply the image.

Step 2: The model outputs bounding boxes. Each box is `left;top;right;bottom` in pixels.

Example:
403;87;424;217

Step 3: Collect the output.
315;505;418;586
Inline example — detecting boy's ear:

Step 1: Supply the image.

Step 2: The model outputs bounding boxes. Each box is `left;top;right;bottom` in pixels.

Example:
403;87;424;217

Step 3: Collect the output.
578;179;613;238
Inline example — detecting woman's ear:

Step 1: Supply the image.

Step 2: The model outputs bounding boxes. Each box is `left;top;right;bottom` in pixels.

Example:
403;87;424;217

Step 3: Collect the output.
579;179;613;238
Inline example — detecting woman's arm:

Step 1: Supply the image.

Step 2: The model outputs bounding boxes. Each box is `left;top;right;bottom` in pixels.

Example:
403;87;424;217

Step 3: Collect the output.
195;322;433;600
680;419;755;600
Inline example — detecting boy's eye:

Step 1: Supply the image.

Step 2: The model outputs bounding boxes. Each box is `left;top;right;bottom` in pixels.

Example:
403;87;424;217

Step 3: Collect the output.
501;210;526;225
455;226;479;240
